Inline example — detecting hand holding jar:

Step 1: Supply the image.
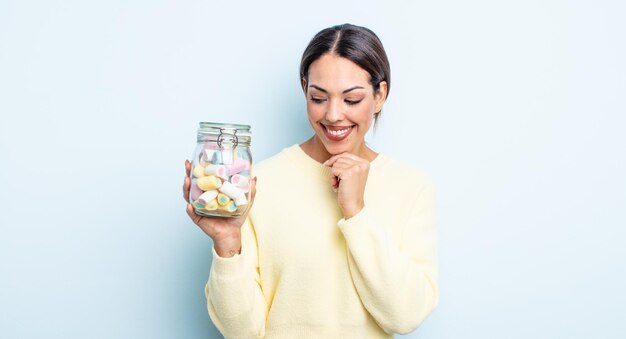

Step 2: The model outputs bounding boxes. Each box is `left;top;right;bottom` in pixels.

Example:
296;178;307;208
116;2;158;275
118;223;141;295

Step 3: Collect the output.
182;122;256;257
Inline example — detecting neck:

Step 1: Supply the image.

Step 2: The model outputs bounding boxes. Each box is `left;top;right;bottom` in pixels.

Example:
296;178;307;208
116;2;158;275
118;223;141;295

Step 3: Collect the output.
300;136;377;163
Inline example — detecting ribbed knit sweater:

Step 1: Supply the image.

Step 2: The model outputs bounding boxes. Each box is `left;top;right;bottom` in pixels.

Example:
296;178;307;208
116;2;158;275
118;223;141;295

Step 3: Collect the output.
205;144;438;338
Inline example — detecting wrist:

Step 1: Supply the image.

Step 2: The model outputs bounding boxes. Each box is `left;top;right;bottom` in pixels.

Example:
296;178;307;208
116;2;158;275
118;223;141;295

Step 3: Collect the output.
213;231;242;258
342;201;364;220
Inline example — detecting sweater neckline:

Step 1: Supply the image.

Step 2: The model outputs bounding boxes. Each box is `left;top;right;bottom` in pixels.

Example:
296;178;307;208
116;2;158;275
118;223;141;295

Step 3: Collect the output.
283;143;387;181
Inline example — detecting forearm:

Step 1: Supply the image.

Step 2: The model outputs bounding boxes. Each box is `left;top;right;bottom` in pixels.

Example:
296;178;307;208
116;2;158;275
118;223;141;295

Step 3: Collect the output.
341;228;438;333
205;216;267;338
338;202;438;334
206;247;267;338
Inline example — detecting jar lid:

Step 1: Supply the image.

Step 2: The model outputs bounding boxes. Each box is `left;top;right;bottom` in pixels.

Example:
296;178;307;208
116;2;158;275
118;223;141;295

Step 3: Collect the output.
197;121;251;146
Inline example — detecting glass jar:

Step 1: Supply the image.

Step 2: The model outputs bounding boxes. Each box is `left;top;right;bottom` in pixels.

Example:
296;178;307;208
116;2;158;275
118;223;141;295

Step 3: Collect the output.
190;122;252;217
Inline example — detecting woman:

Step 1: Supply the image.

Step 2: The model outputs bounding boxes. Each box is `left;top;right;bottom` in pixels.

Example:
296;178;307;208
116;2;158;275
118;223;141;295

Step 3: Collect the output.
183;23;438;338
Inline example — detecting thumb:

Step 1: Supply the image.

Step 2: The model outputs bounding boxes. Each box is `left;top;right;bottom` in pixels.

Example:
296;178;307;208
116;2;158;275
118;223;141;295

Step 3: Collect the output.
242;176;257;218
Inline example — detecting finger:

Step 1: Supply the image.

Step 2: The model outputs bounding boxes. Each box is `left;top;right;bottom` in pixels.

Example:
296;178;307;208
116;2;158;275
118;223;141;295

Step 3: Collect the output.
337;152;367;162
323;152;365;166
330;174;339;189
329;167;341;189
242;177;258;219
323;153;346;166
330;158;358;168
330;166;346;181
185;159;191;177
250;177;257;204
183;176;190;202
186;203;203;225
323;152;350;166
331;157;371;176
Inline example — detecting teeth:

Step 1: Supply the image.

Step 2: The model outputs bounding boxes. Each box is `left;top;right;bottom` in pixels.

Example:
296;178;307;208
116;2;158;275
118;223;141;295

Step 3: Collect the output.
327;127;351;136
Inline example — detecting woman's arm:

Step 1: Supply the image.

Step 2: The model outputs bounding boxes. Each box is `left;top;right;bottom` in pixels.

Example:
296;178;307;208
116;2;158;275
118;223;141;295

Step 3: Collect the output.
183;159;266;337
337;179;439;334
205;217;268;339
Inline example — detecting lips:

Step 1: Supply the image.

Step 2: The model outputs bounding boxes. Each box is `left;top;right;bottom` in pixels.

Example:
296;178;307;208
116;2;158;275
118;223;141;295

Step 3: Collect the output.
322;124;354;141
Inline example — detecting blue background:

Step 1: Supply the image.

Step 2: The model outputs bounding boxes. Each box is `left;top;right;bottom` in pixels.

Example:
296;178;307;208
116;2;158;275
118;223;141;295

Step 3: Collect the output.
1;0;625;338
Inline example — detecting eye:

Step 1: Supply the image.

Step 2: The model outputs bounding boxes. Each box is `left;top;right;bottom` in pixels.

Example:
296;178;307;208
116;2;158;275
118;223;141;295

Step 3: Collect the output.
310;97;326;104
345;99;362;106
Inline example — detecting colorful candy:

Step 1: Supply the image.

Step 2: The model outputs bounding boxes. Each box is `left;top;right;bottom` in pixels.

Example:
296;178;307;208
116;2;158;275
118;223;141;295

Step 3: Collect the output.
218;181;244;199
200;149;215;165
233;194;248;206
204;164;229;179
205;199;219;211
197;175;222;191
190;179;203;201
221;150;234;165
230;174;249;187
193;165;206;178
228;159;250;175
218;200;237;212
198;190;219;205
191;148;251;216
216;193;231;206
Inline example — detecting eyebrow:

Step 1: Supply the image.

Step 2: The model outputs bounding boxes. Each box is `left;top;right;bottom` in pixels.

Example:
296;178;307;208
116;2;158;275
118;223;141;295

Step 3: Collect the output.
309;85;365;94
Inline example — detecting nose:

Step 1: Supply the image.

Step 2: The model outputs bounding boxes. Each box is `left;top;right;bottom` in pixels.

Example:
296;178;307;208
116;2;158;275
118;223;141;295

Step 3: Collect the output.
325;99;344;122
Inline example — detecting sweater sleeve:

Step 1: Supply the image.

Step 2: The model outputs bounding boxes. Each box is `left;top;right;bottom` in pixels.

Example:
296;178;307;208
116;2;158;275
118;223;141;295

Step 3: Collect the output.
205;216;267;339
337;178;439;334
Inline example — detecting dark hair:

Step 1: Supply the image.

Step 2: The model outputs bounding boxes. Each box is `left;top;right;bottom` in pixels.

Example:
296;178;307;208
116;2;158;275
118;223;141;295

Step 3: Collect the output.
300;23;391;119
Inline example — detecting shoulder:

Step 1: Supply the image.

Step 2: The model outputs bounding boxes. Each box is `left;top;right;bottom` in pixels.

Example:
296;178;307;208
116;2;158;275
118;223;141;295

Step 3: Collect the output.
365;153;435;220
251;144;308;188
252;145;295;177
374;153;435;193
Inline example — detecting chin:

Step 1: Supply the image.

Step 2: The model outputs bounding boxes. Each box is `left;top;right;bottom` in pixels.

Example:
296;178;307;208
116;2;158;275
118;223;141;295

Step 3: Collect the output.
320;139;354;155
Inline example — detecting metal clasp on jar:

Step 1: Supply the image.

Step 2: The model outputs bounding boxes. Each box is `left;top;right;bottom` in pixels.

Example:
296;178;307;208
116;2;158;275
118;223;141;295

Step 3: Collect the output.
217;128;238;165
217;128;239;148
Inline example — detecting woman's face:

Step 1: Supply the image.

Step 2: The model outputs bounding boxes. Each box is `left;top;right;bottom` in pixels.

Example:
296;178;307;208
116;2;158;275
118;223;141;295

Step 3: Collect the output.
304;53;387;157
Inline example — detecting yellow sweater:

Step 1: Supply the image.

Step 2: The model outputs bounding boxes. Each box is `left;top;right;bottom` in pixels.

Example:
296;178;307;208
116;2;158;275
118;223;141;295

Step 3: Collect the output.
205;144;438;338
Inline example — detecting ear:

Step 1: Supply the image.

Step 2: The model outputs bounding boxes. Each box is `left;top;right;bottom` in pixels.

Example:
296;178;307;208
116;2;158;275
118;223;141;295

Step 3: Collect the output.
374;81;388;113
301;77;308;96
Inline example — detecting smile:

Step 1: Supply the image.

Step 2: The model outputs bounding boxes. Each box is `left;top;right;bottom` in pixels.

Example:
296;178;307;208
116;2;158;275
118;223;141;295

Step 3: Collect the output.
322;124;354;141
